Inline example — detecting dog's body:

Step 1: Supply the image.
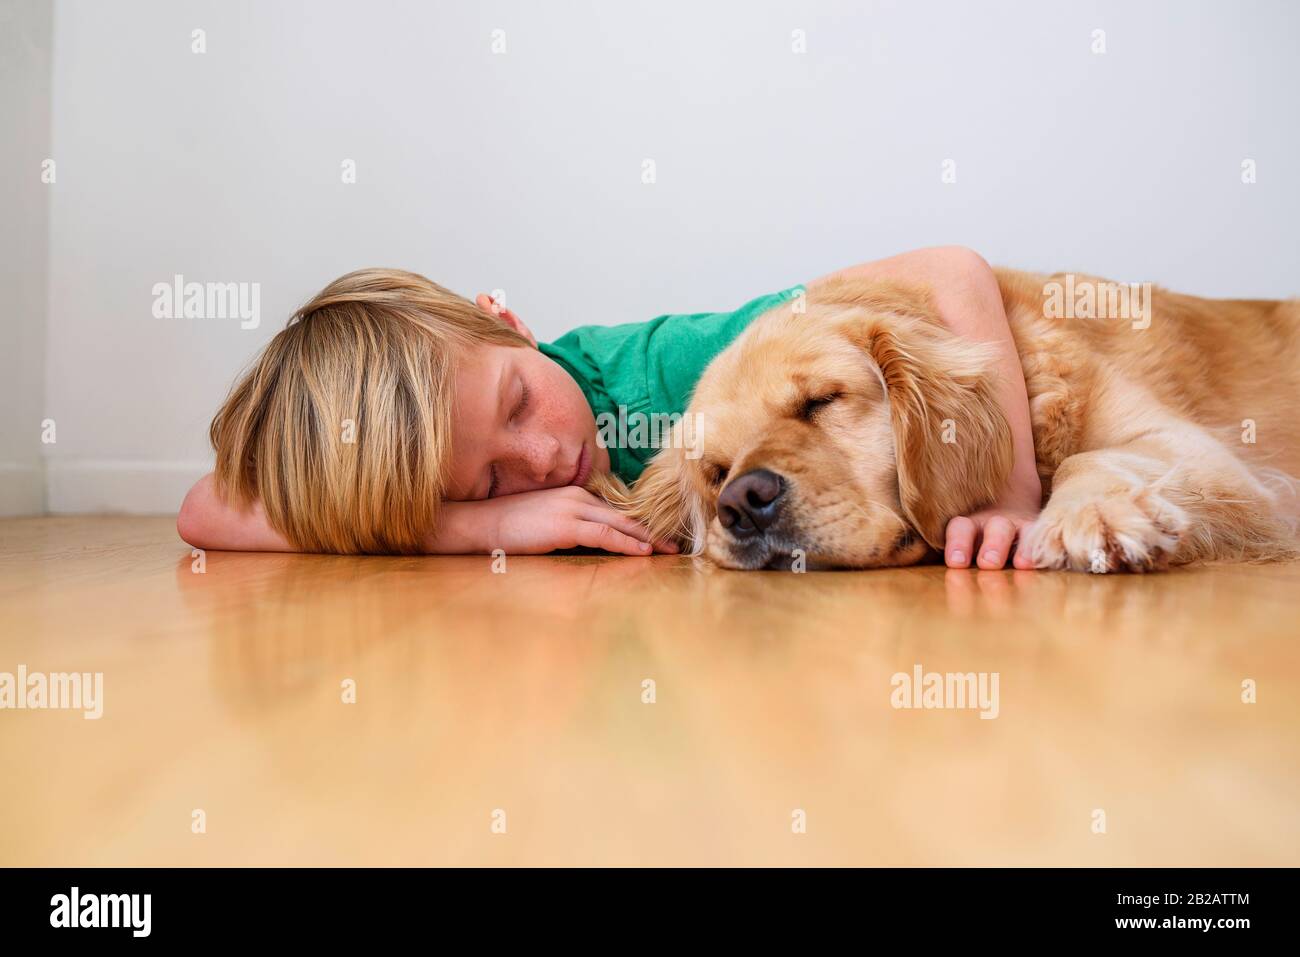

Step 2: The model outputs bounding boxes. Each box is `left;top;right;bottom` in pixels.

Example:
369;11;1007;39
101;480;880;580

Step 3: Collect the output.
591;269;1300;572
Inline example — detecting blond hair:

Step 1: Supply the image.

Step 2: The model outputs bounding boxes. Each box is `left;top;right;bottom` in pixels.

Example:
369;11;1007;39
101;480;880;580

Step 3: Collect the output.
209;268;533;553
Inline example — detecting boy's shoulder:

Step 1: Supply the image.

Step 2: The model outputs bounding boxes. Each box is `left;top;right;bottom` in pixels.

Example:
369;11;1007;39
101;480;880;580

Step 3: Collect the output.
541;281;802;438
539;284;805;484
541;283;805;368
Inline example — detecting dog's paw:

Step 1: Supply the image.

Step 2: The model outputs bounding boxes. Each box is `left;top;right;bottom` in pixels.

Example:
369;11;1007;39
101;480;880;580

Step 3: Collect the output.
1020;485;1187;573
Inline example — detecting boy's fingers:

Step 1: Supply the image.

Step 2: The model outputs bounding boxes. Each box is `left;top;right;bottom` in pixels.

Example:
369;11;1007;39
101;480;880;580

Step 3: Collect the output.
944;516;977;568
575;521;654;556
561;486;602;505
584;506;677;553
976;517;1017;569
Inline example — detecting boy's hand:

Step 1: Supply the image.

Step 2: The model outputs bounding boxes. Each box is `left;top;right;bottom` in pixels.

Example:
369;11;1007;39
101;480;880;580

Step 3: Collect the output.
943;496;1041;570
432;486;679;556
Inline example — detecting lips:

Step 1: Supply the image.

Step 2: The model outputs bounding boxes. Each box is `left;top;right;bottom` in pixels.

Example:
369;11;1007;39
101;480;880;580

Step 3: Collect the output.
569;441;592;488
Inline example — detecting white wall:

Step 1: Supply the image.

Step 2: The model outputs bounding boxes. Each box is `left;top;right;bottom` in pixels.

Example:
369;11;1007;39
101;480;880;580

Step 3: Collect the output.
0;0;51;515
8;0;1300;513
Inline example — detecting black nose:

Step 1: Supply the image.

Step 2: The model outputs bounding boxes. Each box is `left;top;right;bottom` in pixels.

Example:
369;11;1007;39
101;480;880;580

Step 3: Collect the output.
717;469;786;537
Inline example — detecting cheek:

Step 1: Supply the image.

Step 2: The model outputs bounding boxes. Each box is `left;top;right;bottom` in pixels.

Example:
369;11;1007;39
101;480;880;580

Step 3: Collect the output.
834;411;898;497
783;420;907;559
785;416;894;505
537;362;594;434
847;431;901;506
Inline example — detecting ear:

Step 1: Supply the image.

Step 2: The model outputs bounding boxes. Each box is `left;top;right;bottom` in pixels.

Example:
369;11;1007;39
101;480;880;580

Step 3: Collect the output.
475;293;537;346
584;441;706;553
839;291;1013;549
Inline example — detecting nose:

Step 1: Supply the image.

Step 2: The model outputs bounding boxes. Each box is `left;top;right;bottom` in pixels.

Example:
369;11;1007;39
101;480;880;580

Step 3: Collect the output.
516;433;561;484
717;469;786;537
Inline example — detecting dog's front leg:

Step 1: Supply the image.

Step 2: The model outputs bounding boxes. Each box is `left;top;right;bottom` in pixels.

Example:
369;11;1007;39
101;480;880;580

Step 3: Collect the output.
1021;424;1294;573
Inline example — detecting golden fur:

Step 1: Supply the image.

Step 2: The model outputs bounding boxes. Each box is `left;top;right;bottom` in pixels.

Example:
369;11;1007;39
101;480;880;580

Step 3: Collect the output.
588;270;1300;572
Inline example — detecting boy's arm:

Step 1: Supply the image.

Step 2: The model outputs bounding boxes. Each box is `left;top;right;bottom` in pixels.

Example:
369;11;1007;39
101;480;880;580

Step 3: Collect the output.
811;246;1042;570
177;474;294;551
420;486;677;556
177;474;674;556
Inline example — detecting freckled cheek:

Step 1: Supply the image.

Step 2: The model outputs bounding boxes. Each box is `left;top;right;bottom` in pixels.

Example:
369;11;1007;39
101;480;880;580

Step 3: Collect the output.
542;369;594;440
566;394;596;445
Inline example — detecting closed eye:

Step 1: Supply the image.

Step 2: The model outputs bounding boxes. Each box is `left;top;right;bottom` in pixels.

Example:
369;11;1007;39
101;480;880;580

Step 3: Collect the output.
799;392;841;421
704;462;729;487
510;381;531;424
486;380;532;497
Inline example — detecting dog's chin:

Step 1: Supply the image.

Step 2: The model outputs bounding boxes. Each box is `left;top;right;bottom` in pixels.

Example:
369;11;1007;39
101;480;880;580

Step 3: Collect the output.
705;530;802;570
711;547;820;571
705;528;930;571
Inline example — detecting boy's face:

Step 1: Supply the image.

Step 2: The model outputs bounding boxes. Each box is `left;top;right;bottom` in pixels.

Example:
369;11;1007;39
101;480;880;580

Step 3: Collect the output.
445;341;611;501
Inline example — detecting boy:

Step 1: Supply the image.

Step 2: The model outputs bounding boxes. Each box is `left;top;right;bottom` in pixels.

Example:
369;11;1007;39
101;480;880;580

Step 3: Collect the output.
178;246;1042;569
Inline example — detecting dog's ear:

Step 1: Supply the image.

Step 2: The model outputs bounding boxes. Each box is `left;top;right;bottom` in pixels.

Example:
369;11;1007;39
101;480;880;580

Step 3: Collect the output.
584;439;706;553
837;286;1014;549
582;467;632;505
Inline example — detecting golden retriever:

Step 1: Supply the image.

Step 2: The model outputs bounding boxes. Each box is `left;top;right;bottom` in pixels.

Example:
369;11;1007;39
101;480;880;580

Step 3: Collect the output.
589;269;1300;572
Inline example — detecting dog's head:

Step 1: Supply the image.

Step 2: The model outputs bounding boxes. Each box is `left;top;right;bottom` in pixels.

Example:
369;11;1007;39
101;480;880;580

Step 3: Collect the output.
609;277;1014;569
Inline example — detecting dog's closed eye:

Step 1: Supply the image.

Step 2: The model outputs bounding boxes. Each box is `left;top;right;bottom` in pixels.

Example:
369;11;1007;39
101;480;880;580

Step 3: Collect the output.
704;462;729;487
799;392;841;422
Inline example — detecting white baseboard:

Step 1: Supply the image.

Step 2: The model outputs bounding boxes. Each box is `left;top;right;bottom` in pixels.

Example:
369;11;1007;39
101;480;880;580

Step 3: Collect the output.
0;463;46;516
44;460;211;515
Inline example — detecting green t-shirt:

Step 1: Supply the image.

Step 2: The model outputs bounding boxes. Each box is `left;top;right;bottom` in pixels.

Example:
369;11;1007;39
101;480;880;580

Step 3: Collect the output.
538;284;805;483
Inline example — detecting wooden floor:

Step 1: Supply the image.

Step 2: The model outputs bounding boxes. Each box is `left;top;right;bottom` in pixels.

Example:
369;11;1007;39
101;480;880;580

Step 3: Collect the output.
0;516;1296;866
